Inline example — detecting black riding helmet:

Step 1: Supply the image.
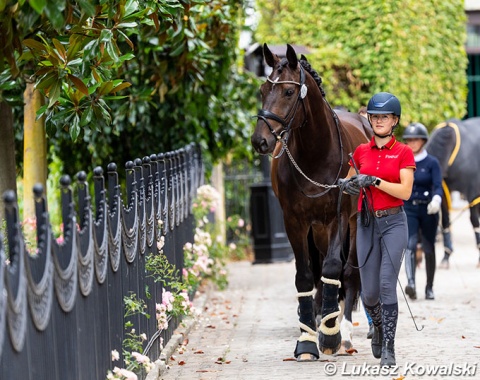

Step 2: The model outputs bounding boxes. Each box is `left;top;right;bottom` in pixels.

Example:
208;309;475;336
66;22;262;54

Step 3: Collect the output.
403;122;429;141
367;92;401;137
367;92;401;117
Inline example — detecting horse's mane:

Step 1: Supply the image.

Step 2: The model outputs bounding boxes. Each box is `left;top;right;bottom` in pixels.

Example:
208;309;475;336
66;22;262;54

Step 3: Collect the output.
299;57;326;97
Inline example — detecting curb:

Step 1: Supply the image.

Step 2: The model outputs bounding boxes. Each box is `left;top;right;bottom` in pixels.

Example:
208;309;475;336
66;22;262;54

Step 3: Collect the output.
146;283;214;380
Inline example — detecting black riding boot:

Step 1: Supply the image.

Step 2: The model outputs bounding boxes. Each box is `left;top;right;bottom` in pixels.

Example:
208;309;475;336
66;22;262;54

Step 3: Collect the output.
380;303;398;367
425;252;436;300
404;249;417;300
364;302;382;359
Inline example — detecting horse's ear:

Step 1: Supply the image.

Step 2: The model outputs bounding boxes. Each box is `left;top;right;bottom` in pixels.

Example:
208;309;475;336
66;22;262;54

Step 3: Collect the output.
300;54;308;62
286;44;298;69
263;43;277;68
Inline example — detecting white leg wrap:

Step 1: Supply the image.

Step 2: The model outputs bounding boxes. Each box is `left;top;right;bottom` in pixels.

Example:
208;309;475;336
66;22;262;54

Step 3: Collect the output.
474;227;480;233
319;309;341;335
321;276;341;288
296;289;316;298
299;322;317;336
298;331;318;343
340;318;354;342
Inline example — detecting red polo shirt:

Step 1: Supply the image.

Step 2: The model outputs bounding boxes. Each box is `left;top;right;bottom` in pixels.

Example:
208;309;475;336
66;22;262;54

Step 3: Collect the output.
350;136;416;212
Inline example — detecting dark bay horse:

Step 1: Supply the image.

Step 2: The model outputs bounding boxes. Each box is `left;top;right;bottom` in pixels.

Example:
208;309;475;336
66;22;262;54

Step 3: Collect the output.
251;44;373;360
426;118;480;266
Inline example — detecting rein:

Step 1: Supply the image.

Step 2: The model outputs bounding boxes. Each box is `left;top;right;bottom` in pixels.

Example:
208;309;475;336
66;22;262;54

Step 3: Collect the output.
255;63;343;197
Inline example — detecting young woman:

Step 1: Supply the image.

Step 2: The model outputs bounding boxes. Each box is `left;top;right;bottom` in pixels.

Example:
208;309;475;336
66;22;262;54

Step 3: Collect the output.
337;92;415;367
402;123;443;300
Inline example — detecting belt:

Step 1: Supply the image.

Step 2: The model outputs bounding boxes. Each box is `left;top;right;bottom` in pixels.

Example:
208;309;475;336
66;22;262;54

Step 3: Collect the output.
412;199;429;205
374;206;403;218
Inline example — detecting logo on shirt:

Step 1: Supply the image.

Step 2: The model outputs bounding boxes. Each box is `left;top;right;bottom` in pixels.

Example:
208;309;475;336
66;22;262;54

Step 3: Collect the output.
385;154;399;159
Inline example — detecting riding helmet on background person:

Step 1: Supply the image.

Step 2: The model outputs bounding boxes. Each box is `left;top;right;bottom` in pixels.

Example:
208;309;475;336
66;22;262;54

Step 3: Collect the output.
403;123;429;141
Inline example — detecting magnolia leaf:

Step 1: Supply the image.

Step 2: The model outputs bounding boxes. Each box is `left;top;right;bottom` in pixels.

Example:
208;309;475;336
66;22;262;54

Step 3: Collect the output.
69;114;81;141
66;34;84;61
106;41;119;63
36;71;58;91
67;74;89;96
76;0;95;16
117;22;137;28
99;29;113;43
23;39;47;53
98;81;114;96
117;30;134;50
47;79;62;108
111;82;131;93
52;38;67;61
28;0;46;14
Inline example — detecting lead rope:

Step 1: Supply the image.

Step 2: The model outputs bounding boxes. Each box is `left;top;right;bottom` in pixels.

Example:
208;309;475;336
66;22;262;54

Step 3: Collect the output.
280;103;345;198
282;140;338;190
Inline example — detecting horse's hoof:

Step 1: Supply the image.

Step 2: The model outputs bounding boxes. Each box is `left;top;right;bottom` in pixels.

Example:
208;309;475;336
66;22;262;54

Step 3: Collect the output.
439;259;450;269
318;332;341;355
336;340;355;356
296;353;318;362
294;340;319;361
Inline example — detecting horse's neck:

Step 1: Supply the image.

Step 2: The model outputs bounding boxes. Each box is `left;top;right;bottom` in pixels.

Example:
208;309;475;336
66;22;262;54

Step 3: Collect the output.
291;98;337;158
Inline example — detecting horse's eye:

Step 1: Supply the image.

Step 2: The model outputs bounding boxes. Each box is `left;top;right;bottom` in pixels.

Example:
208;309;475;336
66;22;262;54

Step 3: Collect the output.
285;89;295;97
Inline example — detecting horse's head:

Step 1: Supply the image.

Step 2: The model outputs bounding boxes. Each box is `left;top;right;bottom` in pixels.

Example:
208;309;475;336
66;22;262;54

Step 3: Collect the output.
251;44;309;154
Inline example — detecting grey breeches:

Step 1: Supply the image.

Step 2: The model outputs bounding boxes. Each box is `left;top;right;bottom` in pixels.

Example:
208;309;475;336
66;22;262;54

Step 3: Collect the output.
357;211;408;306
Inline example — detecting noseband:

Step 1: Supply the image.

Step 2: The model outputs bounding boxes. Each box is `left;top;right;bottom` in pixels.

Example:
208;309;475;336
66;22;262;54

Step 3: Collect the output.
255;65;308;146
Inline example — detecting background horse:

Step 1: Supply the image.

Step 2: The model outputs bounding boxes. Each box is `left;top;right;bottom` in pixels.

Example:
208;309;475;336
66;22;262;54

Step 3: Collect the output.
251;44;372;361
426;118;480;267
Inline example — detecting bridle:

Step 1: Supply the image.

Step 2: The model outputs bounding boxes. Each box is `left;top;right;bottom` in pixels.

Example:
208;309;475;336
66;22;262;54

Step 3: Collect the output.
254;65;308;154
254;64;344;196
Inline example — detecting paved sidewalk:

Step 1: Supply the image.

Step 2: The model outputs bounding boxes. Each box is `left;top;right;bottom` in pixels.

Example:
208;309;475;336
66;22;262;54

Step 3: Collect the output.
157;209;480;380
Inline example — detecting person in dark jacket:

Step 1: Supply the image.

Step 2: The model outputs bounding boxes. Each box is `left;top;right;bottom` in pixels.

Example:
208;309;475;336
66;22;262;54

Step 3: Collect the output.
403;123;443;300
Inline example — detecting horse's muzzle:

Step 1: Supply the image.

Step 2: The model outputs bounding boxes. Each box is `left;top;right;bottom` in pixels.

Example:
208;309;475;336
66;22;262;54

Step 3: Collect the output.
251;134;270;154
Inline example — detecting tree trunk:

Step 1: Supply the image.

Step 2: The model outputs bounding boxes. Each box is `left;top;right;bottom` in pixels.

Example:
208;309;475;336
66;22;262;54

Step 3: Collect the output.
23;82;47;221
0;102;17;224
211;162;226;244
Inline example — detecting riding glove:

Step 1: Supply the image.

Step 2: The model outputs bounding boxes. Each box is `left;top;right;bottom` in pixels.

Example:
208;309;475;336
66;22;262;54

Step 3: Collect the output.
427;195;442;215
337;178;360;196
351;174;377;188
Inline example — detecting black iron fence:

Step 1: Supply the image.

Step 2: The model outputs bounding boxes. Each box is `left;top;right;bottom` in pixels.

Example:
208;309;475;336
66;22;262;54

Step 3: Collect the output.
0;144;203;380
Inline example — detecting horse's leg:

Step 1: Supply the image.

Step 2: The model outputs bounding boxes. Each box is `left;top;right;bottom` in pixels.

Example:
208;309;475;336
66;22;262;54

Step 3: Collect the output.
317;222;344;355
288;223;319;362
337;265;360;355
440;200;453;269
469;204;480;266
337;219;360;355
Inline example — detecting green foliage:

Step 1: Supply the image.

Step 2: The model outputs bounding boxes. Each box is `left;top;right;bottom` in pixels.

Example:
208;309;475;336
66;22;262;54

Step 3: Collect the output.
145;251;183;292
108;293;153;379
1;0;260;176
255;0;468;131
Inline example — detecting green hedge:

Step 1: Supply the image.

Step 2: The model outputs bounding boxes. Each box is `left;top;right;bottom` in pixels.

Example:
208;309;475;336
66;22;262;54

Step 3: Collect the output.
255;0;468;131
